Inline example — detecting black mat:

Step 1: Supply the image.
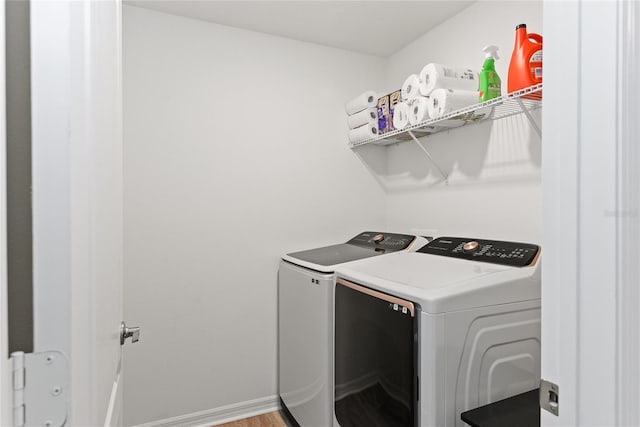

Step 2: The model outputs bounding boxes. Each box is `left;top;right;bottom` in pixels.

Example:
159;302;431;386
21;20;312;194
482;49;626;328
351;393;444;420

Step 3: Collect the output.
460;389;540;427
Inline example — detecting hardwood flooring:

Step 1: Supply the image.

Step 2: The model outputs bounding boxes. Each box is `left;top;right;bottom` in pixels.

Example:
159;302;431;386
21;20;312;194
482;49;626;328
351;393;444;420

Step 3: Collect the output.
215;411;288;427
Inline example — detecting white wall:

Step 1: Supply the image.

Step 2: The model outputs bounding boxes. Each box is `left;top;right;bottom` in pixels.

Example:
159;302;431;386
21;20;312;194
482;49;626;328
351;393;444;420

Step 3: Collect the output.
380;1;543;242
122;6;387;425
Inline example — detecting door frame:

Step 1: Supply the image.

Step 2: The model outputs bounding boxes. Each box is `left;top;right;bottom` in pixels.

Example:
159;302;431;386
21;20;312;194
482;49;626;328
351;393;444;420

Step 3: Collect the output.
2;0;639;425
0;0;124;424
30;0;124;425
542;0;640;425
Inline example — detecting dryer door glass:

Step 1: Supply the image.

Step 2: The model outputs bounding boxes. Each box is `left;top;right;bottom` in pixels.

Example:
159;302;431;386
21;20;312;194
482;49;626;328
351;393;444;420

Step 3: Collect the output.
334;279;418;427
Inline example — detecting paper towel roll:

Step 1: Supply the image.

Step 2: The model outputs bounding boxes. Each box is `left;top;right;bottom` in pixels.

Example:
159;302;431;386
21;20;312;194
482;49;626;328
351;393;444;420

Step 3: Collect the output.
401;74;421;101
427;89;479;118
345;91;377;115
348;123;378;143
419;63;479;96
392;102;410;130
347;108;378;129
408;96;431;125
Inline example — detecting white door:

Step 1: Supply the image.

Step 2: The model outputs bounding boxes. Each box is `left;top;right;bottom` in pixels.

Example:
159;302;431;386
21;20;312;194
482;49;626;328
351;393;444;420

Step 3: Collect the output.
29;0;126;425
542;0;640;425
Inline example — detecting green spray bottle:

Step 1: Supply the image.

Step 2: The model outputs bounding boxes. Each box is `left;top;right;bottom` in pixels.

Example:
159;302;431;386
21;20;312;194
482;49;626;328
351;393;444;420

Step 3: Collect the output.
478;45;501;102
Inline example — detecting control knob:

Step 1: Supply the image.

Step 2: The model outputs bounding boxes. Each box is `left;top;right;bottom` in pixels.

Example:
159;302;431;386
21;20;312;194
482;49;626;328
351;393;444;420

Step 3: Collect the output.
463;241;480;253
372;234;385;244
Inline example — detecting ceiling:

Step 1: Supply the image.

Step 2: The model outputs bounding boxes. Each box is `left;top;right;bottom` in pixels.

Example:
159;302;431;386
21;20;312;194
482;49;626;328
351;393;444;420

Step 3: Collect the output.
124;1;475;57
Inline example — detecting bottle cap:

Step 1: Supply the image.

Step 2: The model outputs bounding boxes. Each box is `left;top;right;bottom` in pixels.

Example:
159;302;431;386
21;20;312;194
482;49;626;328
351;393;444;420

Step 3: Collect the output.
516;24;527;30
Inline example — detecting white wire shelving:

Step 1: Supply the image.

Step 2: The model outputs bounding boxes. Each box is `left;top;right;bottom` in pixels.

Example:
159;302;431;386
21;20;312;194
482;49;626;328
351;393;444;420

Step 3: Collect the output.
349;83;542;183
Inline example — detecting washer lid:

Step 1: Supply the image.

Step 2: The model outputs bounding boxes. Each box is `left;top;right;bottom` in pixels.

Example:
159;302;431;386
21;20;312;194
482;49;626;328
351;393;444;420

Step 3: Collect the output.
283;232;418;272
284;243;383;271
335;250;540;313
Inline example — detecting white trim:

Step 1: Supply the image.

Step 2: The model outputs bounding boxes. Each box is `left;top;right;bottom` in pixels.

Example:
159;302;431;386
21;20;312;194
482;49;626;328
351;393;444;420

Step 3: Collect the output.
616;1;640;424
541;2;580;423
542;1;640;425
31;0;73;356
31;1;124;424
577;2;619;424
130;395;280;427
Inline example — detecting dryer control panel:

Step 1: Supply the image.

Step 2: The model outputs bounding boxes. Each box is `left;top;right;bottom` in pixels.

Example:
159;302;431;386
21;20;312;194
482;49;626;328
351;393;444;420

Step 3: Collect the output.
418;237;540;267
347;231;415;252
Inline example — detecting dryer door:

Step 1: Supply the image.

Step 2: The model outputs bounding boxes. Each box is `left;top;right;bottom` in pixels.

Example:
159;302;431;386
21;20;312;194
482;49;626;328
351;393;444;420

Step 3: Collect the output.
334;278;419;427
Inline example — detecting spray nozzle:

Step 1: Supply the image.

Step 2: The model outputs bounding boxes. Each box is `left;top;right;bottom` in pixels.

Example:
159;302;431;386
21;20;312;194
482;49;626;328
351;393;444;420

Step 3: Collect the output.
483;45;500;60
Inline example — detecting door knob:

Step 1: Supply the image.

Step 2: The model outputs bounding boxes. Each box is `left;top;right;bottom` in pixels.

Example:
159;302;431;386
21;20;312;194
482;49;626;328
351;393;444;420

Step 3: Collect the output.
120;321;141;345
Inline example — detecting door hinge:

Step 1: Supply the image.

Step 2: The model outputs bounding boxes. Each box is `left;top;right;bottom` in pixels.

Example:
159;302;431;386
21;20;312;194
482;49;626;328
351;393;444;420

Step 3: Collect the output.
10;351;69;427
539;378;559;416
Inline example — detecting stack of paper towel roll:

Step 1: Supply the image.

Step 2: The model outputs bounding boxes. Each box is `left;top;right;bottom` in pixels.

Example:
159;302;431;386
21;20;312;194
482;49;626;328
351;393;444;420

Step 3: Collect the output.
345;91;378;143
395;63;481;126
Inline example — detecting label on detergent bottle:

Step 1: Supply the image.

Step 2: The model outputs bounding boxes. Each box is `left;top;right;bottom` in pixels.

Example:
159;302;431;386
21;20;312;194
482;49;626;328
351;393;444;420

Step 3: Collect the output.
530;50;543;62
530;50;543;80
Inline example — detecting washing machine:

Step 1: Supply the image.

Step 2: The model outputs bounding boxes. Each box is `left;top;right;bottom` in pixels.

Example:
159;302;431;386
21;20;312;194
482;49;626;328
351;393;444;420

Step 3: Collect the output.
278;231;428;426
333;236;541;427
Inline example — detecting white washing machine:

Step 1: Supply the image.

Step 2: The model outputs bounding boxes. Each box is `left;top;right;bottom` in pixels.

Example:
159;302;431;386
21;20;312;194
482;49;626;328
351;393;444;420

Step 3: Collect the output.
333;236;541;427
278;231;428;427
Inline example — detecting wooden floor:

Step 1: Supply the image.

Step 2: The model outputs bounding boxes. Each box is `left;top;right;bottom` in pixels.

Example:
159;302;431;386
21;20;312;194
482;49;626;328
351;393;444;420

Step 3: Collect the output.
215;411;288;427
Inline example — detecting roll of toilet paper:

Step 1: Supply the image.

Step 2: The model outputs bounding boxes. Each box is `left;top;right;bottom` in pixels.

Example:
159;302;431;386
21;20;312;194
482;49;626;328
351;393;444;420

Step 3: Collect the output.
427;88;480;118
392;102;410;130
348;122;378;143
408;96;431;125
347;108;378;129
419;63;479;96
345;91;377;115
401;74;422;101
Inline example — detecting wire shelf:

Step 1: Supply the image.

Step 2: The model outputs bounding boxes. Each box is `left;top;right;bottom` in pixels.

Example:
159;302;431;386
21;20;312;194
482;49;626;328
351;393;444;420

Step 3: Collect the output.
348;83;542;148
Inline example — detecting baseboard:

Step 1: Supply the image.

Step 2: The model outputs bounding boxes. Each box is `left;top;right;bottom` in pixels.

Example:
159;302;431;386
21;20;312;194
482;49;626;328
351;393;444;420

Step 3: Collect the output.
131;395;280;427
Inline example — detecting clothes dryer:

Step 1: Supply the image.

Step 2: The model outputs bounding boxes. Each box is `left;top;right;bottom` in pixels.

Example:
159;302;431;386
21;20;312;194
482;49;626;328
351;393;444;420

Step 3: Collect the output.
333;237;541;427
278;232;427;426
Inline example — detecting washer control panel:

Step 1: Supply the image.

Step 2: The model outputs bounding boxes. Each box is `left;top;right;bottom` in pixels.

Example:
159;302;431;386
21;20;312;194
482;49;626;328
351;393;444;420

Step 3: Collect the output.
347;231;416;252
418;237;539;267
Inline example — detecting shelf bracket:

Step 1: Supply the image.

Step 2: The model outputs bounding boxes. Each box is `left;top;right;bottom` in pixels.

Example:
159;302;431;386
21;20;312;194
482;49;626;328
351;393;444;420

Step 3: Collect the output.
353;149;390;190
515;97;542;138
407;130;448;184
